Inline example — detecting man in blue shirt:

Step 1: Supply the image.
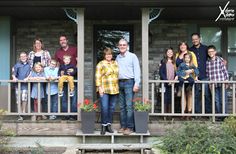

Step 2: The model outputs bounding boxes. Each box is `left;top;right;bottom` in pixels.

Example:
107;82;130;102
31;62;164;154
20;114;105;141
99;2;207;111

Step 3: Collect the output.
189;33;211;114
116;39;141;135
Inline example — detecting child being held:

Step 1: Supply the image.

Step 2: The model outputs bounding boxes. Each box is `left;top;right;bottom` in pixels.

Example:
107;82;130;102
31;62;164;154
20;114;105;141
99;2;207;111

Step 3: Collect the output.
58;55;77;97
176;53;199;96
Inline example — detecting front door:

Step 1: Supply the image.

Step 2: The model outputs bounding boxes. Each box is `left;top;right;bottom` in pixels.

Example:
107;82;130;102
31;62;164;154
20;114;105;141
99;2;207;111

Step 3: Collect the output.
93;25;134;98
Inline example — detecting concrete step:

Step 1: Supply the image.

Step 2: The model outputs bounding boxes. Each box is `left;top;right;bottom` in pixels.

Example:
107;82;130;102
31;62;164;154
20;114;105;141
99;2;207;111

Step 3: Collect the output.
77;143;151;150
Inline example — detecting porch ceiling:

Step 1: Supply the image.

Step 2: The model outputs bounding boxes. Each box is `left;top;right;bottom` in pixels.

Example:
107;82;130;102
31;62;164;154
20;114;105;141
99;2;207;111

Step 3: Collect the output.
0;0;236;7
0;6;233;20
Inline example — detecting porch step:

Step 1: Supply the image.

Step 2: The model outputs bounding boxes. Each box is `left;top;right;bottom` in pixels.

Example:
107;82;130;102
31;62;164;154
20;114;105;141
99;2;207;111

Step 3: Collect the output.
76;130;151;137
76;130;151;154
76;143;151;150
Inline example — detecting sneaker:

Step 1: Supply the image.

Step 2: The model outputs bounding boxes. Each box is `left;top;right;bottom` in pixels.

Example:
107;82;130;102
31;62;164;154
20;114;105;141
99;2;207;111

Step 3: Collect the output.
37;116;42;120
42;115;47;120
58;91;64;97
123;128;133;135
118;128;126;133
17;116;23;121
69;91;74;97
49;115;57;120
31;115;36;121
69;116;77;121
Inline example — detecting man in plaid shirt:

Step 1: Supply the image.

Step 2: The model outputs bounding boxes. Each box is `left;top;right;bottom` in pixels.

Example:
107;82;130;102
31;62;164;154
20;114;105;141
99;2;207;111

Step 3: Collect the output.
206;45;229;114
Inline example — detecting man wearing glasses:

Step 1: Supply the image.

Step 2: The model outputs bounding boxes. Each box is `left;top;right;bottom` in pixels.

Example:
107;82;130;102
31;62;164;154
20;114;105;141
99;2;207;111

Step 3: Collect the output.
116;38;141;135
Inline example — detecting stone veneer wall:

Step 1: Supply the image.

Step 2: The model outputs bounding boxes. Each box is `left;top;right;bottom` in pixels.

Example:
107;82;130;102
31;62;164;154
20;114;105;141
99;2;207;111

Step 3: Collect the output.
14;20;189;99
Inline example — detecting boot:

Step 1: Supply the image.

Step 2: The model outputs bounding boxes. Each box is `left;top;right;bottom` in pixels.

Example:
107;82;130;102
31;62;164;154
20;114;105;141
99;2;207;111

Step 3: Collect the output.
101;125;106;135
106;124;114;133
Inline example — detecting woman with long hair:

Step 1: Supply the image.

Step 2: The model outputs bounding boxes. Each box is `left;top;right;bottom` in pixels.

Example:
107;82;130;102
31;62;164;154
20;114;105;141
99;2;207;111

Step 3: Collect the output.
175;41;198;117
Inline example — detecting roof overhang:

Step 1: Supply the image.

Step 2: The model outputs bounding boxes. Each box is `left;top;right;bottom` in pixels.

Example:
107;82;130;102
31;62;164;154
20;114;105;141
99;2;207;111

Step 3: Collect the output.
1;0;236;7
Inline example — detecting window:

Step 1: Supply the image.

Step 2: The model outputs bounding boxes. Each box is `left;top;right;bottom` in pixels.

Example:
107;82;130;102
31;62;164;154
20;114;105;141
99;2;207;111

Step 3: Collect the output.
227;27;236;73
200;27;222;53
94;25;133;63
228;27;236;53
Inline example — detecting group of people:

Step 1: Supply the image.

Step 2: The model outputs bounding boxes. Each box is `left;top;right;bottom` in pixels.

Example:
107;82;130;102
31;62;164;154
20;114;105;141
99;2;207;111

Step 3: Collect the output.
12;35;78;121
13;36;141;136
159;33;228;115
12;32;229;135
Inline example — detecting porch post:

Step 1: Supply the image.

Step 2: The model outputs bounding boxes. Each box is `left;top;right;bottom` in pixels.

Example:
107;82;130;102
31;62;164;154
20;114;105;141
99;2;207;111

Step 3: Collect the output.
76;8;84;121
141;8;149;99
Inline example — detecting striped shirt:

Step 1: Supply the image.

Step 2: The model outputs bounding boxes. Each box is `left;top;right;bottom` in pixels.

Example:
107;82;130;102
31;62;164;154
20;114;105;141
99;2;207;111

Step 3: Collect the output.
95;60;119;94
206;56;228;81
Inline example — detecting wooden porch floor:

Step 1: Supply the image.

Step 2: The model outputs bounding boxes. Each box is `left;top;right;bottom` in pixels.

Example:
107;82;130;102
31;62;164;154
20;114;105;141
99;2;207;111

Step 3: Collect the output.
1;116;219;136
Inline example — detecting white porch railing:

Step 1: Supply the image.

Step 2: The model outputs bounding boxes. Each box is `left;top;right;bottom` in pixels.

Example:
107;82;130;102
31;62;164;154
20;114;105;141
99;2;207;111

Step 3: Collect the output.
149;80;236;117
1;80;236;119
0;80;78;116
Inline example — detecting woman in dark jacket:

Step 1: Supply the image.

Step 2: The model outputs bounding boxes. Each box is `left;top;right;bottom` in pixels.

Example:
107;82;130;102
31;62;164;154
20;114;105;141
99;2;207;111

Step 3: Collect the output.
159;47;176;113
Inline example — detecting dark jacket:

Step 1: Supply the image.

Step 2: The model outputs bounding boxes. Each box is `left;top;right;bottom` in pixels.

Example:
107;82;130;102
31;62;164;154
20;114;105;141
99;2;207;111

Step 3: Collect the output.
58;63;77;77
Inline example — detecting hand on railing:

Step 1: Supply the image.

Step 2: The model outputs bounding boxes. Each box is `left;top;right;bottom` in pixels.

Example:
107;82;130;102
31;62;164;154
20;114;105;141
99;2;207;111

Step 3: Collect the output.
12;77;18;82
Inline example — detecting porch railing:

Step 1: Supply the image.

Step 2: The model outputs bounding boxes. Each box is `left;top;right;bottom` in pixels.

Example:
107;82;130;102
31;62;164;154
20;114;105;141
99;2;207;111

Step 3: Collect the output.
1;80;236;119
149;80;236;118
0;80;78;116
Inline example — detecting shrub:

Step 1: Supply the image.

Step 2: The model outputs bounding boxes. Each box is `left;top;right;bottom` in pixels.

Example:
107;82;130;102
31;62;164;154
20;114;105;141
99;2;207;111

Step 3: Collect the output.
222;116;236;137
154;122;236;154
0;109;15;152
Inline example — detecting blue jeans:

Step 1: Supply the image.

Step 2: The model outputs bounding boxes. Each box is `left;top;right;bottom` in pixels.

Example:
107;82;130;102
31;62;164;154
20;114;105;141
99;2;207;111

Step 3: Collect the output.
50;94;58;113
100;93;117;125
61;83;77;113
119;79;134;130
195;79;211;113
215;86;228;113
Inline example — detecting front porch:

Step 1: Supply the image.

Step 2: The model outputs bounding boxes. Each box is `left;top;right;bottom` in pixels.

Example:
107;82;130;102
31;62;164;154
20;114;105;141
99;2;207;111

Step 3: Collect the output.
0;1;236;153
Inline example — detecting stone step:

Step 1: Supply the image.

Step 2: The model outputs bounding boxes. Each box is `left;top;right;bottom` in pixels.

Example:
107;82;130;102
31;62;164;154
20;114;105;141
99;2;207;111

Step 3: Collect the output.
76;130;151;137
77;143;151;150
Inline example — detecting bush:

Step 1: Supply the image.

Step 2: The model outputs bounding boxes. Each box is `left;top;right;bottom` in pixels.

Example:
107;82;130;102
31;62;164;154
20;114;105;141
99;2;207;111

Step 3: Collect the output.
0;109;15;152
154;122;236;154
222;116;236;137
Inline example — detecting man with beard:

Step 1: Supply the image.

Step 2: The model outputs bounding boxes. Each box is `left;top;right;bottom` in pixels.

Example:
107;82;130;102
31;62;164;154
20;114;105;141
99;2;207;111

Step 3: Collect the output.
189;33;211;114
55;35;77;120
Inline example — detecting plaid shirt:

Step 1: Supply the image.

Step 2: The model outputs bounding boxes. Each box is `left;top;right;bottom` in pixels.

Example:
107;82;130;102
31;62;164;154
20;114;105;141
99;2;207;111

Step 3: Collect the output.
206;56;228;81
95;60;119;94
28;50;51;68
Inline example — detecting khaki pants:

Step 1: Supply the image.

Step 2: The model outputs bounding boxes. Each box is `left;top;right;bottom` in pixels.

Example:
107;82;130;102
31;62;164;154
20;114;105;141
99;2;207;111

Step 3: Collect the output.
58;75;74;92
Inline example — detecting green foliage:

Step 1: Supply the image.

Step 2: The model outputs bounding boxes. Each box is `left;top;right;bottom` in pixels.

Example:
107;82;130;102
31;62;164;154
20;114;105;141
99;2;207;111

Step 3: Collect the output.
154;122;236;154
0;109;15;153
31;142;45;154
222;116;236;137
79;99;99;112
133;98;151;112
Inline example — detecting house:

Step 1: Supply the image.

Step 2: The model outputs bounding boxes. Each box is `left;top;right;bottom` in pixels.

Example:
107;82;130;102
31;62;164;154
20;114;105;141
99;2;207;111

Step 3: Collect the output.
0;0;235;152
